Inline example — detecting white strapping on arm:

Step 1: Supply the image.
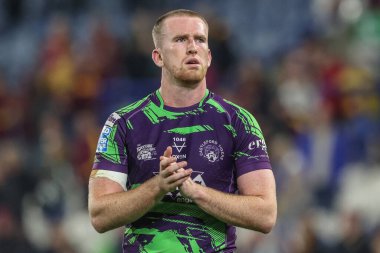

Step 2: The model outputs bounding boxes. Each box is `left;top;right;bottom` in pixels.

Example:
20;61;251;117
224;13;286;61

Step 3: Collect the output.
93;170;128;191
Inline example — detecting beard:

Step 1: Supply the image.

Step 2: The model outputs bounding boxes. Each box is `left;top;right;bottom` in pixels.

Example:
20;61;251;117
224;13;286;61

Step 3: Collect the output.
169;64;208;85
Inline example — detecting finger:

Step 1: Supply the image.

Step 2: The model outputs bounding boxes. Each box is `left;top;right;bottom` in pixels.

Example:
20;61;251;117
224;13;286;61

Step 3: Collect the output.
165;168;192;183
166;161;188;174
161;163;183;178
161;160;187;176
163;146;172;158
167;173;193;191
160;155;170;161
160;156;177;169
180;178;191;187
176;168;185;173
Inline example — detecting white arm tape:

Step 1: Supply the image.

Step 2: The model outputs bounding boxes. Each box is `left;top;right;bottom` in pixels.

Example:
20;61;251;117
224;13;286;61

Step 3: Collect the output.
93;170;128;191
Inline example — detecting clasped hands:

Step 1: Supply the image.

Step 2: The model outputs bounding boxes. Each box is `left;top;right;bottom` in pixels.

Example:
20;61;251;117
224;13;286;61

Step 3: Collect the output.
157;146;198;198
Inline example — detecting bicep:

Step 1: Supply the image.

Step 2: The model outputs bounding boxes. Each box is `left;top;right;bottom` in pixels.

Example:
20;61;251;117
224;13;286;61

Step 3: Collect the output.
89;177;125;200
237;169;276;199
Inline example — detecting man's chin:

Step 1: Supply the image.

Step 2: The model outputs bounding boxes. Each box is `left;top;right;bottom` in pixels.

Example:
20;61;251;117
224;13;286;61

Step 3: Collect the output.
179;77;203;86
177;72;206;85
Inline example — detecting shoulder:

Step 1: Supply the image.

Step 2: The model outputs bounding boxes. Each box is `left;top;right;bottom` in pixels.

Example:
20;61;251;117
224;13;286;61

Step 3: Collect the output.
208;93;264;138
116;94;152;118
206;93;253;120
107;94;152;125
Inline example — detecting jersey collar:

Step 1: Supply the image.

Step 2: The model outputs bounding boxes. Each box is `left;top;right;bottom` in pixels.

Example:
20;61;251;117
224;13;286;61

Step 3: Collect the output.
153;89;210;112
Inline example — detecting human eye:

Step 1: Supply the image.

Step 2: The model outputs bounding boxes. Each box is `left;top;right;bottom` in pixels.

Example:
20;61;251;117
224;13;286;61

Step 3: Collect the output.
174;36;186;42
195;36;206;43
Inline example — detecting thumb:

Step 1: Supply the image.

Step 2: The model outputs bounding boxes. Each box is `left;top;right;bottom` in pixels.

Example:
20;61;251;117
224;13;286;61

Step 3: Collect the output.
163;146;172;158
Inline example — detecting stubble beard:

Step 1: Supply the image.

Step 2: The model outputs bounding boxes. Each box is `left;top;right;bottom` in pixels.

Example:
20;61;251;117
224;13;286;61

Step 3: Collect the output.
171;65;207;86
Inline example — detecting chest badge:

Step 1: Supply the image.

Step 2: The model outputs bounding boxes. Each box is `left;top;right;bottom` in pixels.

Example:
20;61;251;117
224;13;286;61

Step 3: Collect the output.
137;144;157;161
199;140;224;163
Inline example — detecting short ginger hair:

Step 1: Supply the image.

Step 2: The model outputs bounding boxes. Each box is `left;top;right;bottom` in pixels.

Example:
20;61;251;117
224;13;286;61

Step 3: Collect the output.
152;9;209;48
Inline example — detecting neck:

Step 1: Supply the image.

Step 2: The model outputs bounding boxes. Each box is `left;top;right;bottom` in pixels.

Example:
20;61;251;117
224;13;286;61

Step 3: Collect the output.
159;80;207;108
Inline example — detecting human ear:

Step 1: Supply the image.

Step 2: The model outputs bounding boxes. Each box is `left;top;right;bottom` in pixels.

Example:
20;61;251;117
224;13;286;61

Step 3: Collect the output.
152;49;164;67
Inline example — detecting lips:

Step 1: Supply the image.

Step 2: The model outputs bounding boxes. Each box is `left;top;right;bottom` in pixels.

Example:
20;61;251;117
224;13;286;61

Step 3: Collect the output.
185;58;200;65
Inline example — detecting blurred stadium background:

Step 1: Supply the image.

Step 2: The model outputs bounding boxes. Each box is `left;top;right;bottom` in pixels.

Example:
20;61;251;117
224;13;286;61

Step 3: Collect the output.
1;0;380;252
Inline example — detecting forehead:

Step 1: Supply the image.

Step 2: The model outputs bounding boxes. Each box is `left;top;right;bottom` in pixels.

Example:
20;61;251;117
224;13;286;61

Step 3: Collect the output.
161;16;208;37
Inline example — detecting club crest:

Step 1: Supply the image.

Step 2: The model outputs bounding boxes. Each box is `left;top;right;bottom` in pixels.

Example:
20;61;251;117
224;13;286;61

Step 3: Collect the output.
199;140;224;163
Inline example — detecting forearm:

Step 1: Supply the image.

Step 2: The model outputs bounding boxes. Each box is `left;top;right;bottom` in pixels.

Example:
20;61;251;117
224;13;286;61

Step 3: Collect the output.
89;176;164;233
190;185;277;233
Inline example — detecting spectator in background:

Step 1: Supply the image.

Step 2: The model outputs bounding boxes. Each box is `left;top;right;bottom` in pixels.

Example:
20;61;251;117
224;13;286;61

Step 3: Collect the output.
371;225;380;253
0;141;39;253
121;9;159;78
37;15;75;115
332;211;371;253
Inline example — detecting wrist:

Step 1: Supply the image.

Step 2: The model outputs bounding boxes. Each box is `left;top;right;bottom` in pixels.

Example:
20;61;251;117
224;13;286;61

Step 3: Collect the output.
147;176;166;202
189;183;207;203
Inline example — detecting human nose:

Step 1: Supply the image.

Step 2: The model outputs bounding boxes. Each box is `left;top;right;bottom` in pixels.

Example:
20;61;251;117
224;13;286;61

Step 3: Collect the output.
187;39;197;55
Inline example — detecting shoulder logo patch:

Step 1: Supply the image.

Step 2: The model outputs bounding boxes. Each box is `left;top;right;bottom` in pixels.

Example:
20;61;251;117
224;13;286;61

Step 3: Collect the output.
96;126;111;152
105;112;121;127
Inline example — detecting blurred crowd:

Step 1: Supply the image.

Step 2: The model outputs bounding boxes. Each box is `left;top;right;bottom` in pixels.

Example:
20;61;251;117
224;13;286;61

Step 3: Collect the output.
0;0;380;252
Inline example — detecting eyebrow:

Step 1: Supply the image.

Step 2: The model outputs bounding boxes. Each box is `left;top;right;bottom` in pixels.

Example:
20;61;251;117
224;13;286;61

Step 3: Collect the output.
172;34;207;41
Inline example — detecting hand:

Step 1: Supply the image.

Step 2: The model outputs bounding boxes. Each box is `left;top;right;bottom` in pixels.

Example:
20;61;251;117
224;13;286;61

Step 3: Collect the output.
179;177;199;199
157;146;192;194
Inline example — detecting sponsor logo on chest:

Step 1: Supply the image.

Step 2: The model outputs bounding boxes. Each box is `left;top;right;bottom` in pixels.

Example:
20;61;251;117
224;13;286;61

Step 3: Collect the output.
172;137;187;160
137;144;157;161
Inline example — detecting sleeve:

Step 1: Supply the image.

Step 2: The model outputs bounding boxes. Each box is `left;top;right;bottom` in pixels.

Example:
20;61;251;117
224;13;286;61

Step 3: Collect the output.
91;112;128;190
232;108;272;177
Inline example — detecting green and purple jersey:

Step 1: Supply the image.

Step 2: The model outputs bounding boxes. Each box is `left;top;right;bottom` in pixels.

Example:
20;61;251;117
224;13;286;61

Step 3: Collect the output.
92;89;271;253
